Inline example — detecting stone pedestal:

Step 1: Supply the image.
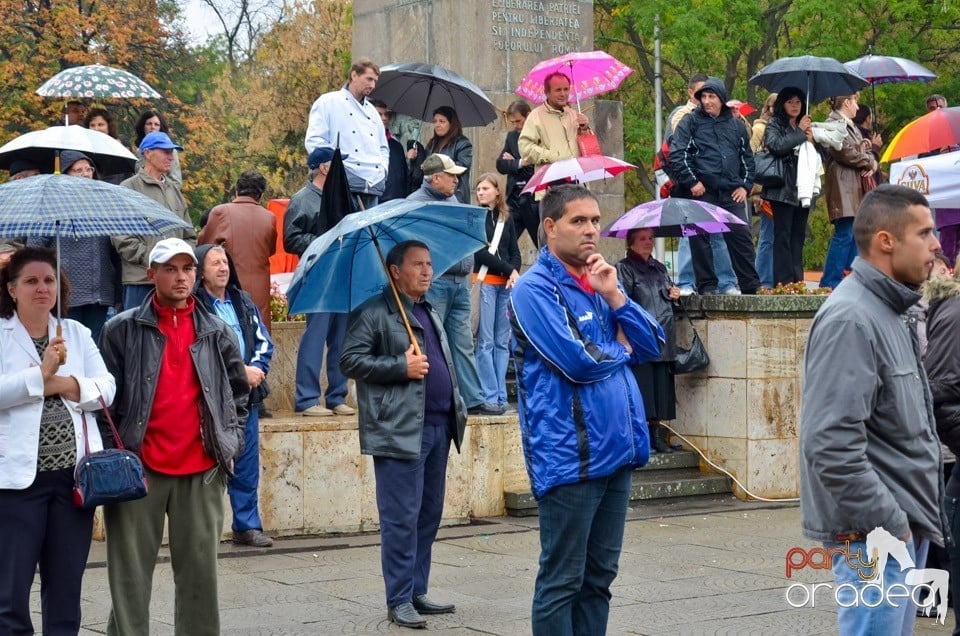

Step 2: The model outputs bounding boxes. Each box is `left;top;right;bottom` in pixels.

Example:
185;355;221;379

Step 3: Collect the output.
353;0;626;266
672;295;825;500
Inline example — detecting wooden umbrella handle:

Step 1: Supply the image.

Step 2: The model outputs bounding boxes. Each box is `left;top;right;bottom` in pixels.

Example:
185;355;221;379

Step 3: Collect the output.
55;322;66;364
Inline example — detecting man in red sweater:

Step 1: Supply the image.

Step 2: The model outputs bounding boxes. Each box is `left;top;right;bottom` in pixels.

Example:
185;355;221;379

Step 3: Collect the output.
98;238;249;636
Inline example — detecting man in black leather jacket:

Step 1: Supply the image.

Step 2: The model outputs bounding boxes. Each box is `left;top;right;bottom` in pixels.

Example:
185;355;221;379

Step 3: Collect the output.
340;240;466;629
98;238;249;636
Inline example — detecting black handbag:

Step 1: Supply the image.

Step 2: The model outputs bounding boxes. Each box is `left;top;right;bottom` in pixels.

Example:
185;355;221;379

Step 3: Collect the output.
73;396;149;509
753;150;785;188
673;312;710;374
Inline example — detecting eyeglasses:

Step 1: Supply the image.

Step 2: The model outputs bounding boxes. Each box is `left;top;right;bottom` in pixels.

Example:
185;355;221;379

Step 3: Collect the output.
66;166;94;176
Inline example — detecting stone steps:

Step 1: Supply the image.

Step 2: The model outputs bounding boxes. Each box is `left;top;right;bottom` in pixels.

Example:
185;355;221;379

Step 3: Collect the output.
503;450;733;517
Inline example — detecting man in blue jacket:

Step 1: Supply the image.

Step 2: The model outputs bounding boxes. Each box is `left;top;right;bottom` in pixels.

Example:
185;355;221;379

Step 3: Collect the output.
509;184;664;635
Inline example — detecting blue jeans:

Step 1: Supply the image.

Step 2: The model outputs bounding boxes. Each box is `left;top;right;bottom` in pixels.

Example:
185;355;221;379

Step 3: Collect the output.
228;406;263;532
425;276;484;408
820;217;857;289
373;417;451;608
676;235;737;292
532;466;632;636
294;312;348;411
122;284;152;311
756;213;774;288
476;284;511;405
827;535;929;636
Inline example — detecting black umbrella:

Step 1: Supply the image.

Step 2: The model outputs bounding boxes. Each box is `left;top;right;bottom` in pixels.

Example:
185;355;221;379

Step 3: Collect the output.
370;62;497;127
749;55;869;109
321;146;355;225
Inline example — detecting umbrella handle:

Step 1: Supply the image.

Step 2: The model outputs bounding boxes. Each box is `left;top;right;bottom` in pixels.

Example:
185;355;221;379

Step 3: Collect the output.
56;322;66;364
366;225;423;356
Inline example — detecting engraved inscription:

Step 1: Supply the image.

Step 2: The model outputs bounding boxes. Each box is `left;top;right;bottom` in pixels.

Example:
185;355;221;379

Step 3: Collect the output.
490;0;583;55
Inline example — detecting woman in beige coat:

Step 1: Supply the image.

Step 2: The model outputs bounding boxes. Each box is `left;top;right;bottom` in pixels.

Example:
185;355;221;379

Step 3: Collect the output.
819;94;877;289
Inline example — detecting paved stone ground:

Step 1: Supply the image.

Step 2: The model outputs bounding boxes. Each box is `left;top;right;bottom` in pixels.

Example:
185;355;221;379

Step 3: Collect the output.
31;497;954;635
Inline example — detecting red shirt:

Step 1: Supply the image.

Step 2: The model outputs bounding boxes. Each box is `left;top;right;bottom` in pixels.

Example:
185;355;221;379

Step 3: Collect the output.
140;296;216;475
566;268;595;294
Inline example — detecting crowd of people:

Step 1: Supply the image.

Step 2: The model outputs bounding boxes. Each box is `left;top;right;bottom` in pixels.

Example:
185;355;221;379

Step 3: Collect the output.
0;54;956;636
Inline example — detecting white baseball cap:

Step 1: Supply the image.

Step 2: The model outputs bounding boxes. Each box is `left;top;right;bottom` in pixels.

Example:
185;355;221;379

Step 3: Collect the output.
148;238;198;265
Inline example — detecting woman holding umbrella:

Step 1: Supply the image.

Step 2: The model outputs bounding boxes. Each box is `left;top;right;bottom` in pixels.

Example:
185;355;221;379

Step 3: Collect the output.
616;228;679;453
0;247;115;635
820;94;877;289
26;151;119;343
407;106;473;203
763;88;815;285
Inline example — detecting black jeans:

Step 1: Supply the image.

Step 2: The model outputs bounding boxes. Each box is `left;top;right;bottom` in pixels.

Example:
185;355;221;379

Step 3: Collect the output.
689;193;760;293
770;200;810;285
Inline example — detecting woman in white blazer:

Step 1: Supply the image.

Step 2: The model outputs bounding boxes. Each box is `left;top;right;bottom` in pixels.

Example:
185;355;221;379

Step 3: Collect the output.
0;247;116;636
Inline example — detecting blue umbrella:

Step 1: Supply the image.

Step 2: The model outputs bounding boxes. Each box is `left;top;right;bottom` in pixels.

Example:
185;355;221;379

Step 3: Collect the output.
287;198;487;318
0;174;193;238
0;174;194;340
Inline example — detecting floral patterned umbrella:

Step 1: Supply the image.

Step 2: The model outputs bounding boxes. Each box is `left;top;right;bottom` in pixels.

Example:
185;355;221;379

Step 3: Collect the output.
516;50;633;109
36;64;162;99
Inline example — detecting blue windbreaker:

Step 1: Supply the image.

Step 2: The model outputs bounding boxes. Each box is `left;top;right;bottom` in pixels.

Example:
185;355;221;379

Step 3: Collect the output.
509;248;665;499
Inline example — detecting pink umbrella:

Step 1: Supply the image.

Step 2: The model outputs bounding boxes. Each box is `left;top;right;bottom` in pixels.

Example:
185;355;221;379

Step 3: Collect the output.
516;50;633;109
521;155;636;194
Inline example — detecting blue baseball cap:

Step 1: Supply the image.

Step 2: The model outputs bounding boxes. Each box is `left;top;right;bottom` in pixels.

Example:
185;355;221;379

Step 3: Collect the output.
307;146;347;170
140;131;183;153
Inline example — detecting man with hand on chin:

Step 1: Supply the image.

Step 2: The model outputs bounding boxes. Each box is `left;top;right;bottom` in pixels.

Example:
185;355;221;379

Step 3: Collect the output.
509;185;664;635
340;240;465;629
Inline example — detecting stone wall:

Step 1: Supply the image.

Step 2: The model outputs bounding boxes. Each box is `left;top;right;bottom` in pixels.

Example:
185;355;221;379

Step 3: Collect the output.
671;295;825;500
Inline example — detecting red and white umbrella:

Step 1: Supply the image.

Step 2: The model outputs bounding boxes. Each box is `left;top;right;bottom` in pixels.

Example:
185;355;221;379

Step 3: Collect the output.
521;155;635;195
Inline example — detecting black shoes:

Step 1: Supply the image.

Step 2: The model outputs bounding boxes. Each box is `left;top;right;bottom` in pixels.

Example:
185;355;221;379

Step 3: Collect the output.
388;603;426;629
232;529;274;547
412;594;456;615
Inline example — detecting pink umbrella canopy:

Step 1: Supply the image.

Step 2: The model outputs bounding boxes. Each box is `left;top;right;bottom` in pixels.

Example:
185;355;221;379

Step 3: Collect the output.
521;155;636;194
516;50;633;106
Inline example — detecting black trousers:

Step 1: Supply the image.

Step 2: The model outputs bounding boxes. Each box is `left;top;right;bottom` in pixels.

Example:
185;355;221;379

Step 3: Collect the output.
510;191;539;248
689;193;761;294
770;200;809;285
0;467;95;636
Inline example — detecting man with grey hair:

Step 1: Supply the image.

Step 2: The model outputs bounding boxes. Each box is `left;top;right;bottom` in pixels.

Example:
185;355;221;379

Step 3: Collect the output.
406;155;491;415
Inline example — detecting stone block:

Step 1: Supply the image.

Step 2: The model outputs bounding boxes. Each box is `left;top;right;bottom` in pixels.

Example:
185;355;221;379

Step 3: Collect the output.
706;378;746;438
259;430;304;534
747;319;797;379
746;378;798;440
673;374;709;437
302;430;364;534
704;437;747;498
746;438;798;498
501;422;530;492
706;320;746;377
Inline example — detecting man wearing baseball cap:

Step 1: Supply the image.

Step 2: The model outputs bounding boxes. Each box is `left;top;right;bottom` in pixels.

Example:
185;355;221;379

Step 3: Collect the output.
407;155;488;415
98;237;249;635
115;131;196;311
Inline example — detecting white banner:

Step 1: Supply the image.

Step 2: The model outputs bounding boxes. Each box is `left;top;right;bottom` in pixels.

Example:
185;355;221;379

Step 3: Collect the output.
889;150;960;209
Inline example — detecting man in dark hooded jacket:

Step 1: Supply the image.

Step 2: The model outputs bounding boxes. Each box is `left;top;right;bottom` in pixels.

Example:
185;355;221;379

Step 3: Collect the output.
668;77;761;294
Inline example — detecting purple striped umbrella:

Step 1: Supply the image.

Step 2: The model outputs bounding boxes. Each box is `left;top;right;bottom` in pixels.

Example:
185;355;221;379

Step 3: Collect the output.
602;198;747;238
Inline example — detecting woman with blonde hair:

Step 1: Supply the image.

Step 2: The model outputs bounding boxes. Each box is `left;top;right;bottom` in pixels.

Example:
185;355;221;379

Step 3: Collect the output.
751;92;778;288
820;94;877;289
473;173;520;415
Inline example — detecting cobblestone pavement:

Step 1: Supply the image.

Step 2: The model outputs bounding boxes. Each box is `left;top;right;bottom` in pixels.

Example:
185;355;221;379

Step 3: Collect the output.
32;497;954;635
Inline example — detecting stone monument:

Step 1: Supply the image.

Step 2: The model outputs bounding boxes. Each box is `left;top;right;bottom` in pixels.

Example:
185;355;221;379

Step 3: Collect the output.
353;0;626;261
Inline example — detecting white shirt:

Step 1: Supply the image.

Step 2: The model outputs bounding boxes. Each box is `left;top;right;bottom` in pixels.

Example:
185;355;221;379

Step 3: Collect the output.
304;87;390;194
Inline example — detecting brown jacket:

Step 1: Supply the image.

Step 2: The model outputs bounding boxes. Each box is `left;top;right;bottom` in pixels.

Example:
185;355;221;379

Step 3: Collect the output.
824;111;876;222
198;196;277;327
